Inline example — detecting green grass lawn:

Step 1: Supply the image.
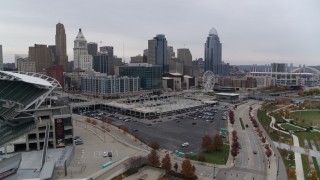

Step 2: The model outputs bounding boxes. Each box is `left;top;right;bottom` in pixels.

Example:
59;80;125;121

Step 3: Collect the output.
280;124;304;131
258;110;272;127
312;157;320;178
282;152;295;168
294;131;320;147
190;144;229;165
290;111;320;126
301;154;310;179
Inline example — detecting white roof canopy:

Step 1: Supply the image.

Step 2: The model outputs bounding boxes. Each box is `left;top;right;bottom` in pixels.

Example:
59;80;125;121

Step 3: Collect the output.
0;71;52;87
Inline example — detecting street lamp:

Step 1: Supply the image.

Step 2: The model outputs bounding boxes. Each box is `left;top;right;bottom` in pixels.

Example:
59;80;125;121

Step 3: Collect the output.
213;164;216;179
277;156;279;177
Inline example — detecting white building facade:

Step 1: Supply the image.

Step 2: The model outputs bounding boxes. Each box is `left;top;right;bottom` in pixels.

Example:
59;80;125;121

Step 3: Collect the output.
80;76;140;95
73;29;92;70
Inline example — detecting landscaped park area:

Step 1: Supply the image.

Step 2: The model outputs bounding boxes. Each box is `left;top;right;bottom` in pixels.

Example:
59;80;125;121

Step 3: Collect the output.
257;99;320;179
290;110;320;126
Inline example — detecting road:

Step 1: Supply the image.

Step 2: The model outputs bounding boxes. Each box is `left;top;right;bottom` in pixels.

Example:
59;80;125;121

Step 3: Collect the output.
217;101;268;180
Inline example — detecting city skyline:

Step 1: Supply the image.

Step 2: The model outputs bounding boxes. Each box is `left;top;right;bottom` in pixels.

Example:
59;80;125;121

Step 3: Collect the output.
1;0;319;66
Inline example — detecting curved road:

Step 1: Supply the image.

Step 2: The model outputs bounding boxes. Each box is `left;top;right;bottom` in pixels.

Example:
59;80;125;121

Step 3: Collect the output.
217;101;287;180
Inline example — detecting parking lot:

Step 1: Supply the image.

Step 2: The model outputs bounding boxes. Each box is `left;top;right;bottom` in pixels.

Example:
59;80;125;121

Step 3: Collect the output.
73;105;228;154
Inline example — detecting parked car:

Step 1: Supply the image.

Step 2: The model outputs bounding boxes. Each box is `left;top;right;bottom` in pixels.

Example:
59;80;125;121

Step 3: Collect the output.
103;151;112;158
74;139;83;145
181;142;189;147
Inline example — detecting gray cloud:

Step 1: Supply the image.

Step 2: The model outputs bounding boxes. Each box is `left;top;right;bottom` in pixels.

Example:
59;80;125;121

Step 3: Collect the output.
0;0;319;65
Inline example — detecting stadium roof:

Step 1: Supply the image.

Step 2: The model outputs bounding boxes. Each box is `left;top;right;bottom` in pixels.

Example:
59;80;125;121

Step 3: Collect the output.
0;71;53;87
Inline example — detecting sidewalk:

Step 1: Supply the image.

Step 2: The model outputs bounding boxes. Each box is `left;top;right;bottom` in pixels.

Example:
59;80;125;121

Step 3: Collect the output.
292;135;304;180
267;110;304;180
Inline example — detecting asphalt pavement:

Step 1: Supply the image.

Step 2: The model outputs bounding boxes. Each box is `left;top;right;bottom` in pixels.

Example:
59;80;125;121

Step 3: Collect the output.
96;107;228;153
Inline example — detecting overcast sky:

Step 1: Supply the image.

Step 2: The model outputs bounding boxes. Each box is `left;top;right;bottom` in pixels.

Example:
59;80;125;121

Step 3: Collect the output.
1;0;319;65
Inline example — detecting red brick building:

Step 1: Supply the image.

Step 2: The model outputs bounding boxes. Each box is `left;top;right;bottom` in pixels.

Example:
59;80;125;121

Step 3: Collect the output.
46;65;64;87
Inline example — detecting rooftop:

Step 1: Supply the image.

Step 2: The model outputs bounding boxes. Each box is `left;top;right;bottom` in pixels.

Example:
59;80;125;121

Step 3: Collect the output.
215;93;240;96
0;71;52;87
209;27;218;36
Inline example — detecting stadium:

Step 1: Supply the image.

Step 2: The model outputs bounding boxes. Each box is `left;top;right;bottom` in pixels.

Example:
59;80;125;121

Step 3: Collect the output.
0;71;73;179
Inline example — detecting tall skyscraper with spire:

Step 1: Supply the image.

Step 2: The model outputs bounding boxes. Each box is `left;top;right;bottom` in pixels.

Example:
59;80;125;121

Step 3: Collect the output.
73;28;92;70
204;27;222;75
55;22;68;71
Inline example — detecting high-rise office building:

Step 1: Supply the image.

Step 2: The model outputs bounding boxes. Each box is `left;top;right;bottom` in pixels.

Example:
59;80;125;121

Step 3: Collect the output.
130;55;144;63
93;53;122;75
169;58;184;74
0;45;3;71
167;46;175;62
177;48;192;75
87;42;98;56
17;57;36;72
14;54;28;69
48;45;56;64
100;46;114;57
148;34;168;74
73;28;93;70
93;53;109;73
55;22;68;71
119;63;162;90
29;44;52;72
204;27;222;75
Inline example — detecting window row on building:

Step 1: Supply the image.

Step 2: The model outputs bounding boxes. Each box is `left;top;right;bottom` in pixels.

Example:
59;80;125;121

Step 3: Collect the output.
80;76;140;95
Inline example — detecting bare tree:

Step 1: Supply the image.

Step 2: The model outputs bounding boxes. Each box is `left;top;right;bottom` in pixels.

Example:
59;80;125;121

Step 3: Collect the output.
161;154;172;172
202;134;213;152
181;159;195;178
150;141;160;150
148;149;160;166
213;133;223;151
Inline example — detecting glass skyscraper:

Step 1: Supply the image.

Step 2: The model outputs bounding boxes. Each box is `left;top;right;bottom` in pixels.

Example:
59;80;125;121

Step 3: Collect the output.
204;27;222;75
148;34;168;74
119;63;162;90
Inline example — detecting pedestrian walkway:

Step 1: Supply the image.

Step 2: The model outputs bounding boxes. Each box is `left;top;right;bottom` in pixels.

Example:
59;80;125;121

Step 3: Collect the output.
267;108;304;180
293;135;304;180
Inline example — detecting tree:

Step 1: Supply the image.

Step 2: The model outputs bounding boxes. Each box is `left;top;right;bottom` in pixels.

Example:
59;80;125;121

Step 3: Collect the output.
311;170;317;180
161;154;172;172
266;148;272;161
148;149;160;166
133;133;139;141
86;118;91;123
261;137;266;144
126;156;147;169
197;154;207;162
91;119;97;125
122;125;128;134
181;159;195;178
101;115;107;123
287;168;295;178
150;141;160;150
202;134;213;152
231;147;238;162
174;162;178;172
213;133;223;151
